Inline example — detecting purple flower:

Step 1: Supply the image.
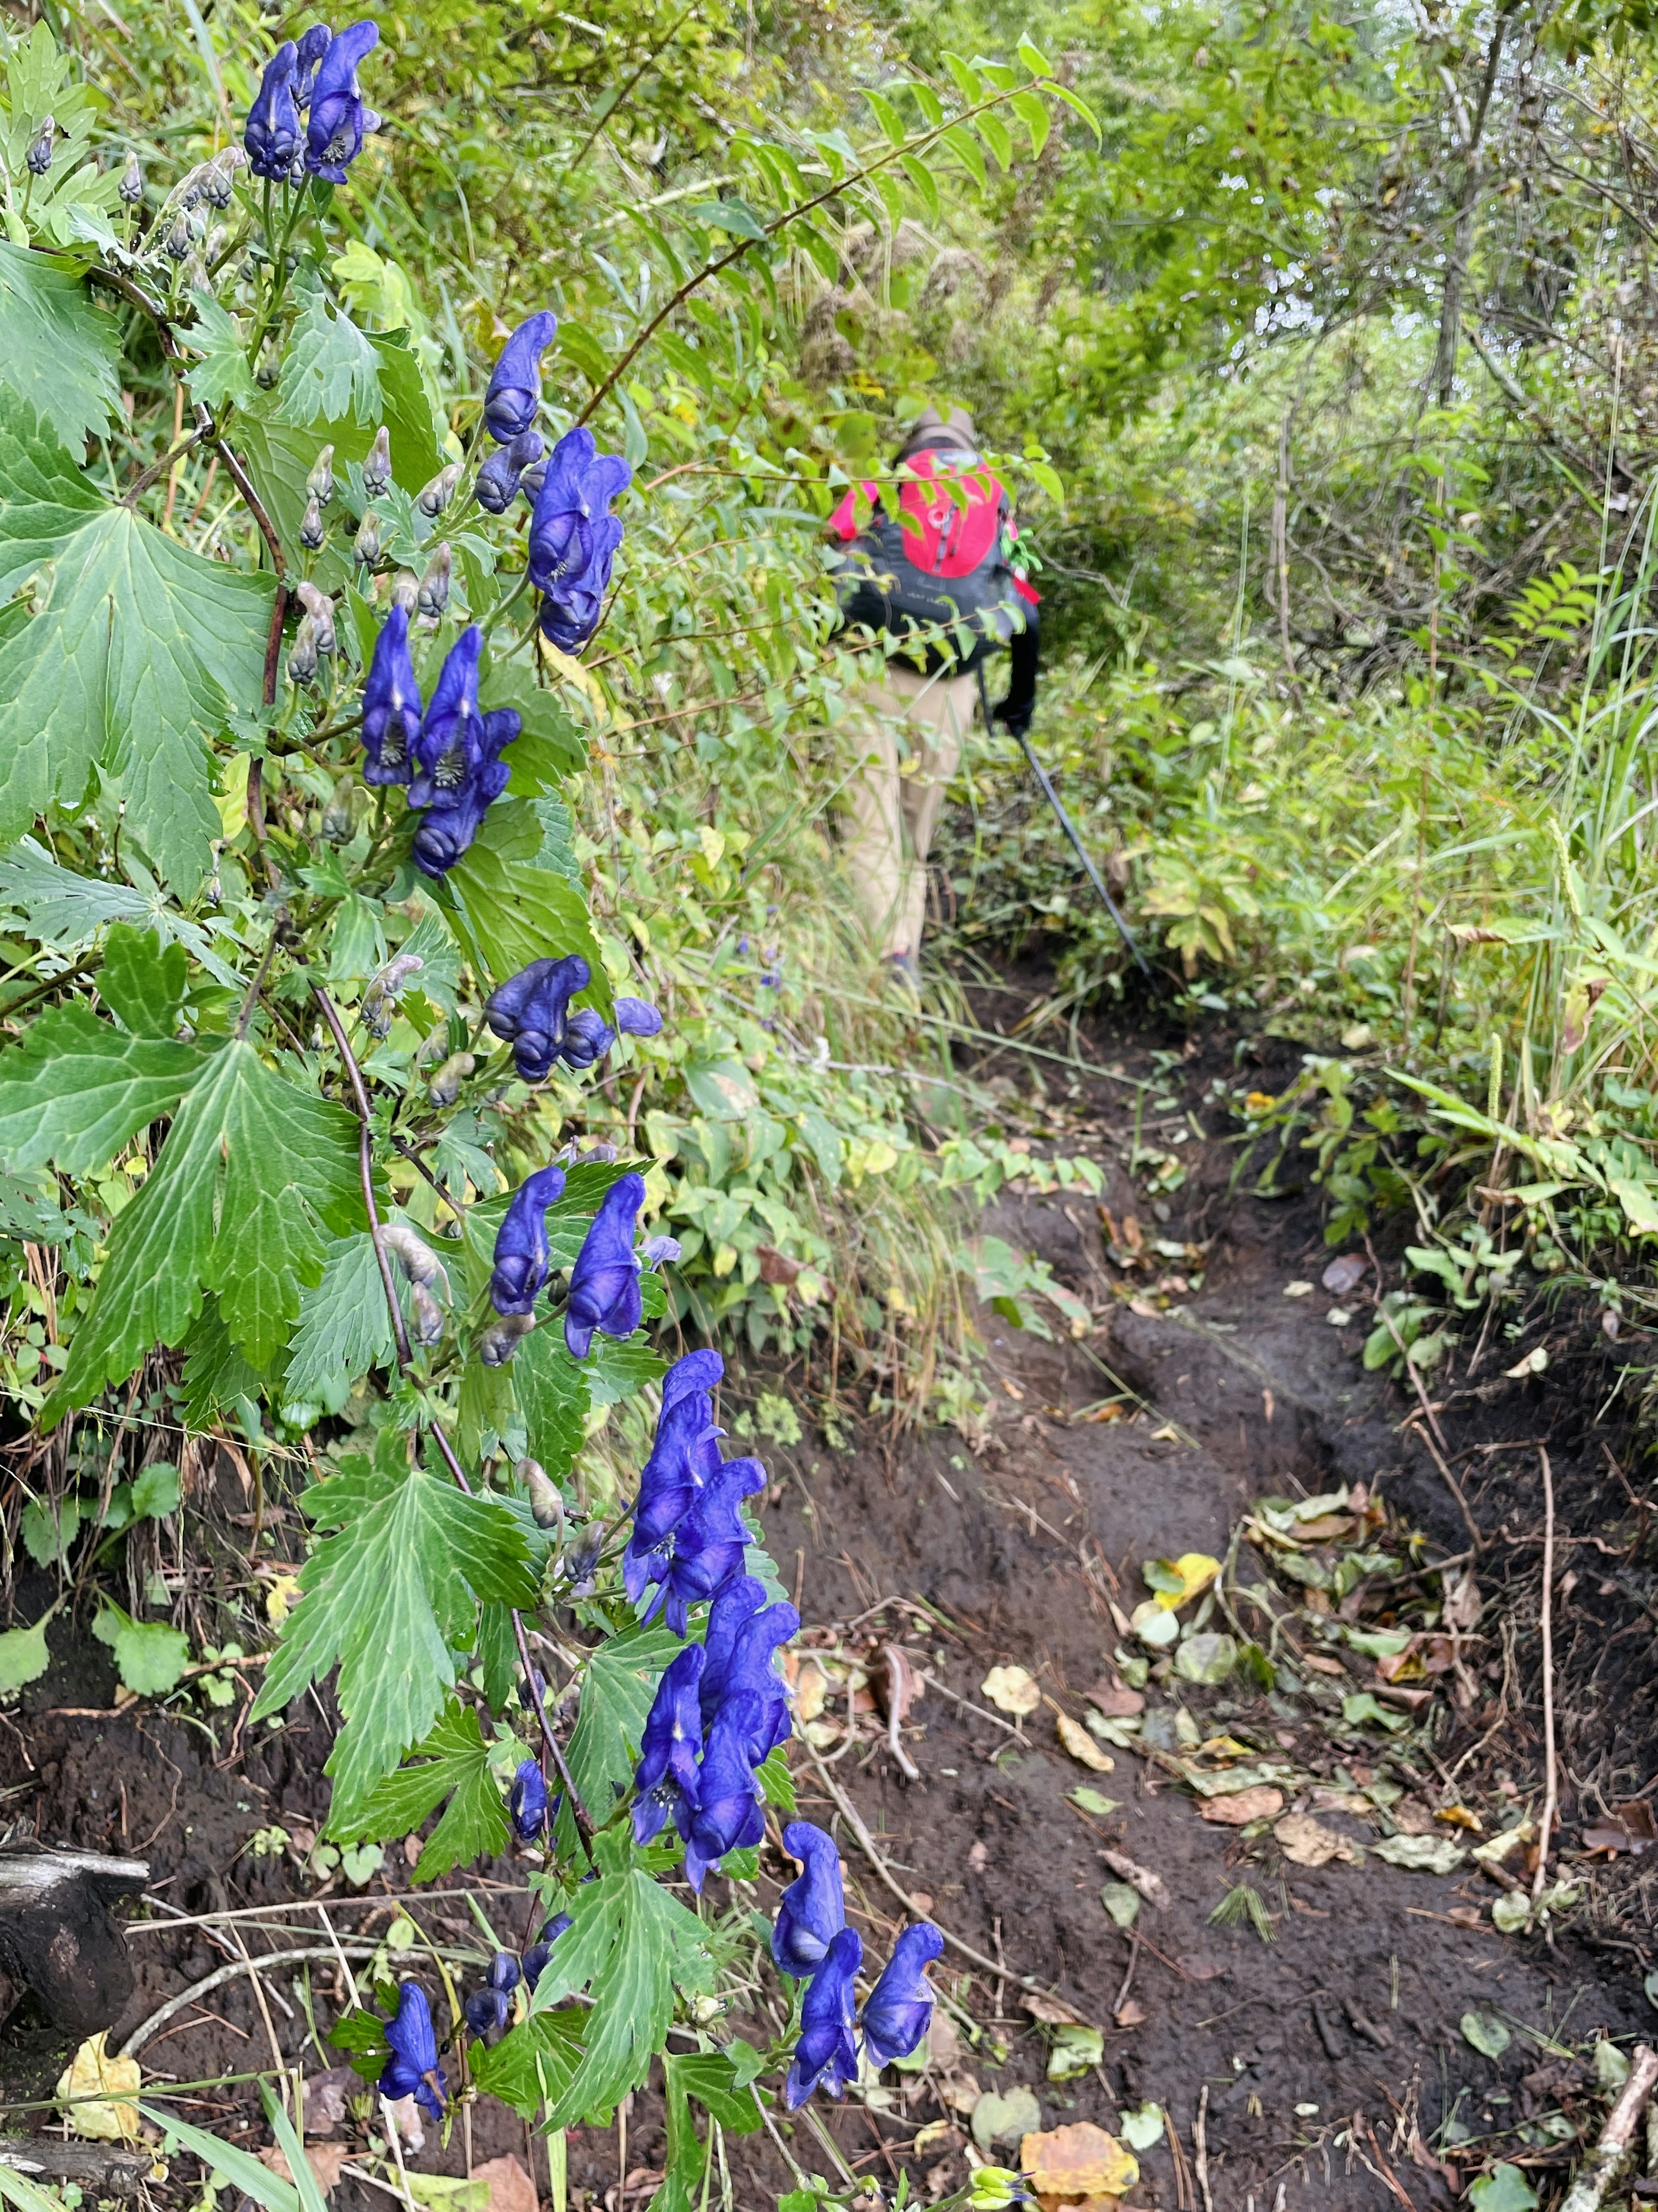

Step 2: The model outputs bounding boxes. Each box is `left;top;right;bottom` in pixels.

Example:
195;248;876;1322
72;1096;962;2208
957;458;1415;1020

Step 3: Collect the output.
509;1756;549;1843
700;1588;797;1758
361;604;422;786
622;1360;724;1610
772;1821;845;1979
407;627;519;875
615;996;662;1037
632;1644;705;1844
489;1164;567;1316
642;1235;681;1268
557;1008;614;1070
528;428;630;653
244;43;301;181
642;1455;766;1637
294;22;332;107
305;18;380;182
485;313;559;444
522;1914;572;1990
538;515;623;653
860;1922;944;2069
677;1692;767;1889
476;430;546;515
484;956;591;1082
464;1951;521;2040
783;1928;862;2107
564;1171;646;1359
380;1981;446;2121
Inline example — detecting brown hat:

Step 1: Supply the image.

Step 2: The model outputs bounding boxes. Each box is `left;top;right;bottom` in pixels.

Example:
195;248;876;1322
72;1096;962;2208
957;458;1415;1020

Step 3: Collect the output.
896;403;978;460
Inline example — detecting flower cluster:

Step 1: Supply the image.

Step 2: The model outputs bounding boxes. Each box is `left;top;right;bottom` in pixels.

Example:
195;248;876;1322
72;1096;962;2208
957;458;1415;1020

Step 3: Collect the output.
529;429;631;653
245;19;380;186
622;1351;772;1637
631;1559;797;1886
360;618;519;875
771;1820;943;2104
484;1165;673;1366
484;955;661;1082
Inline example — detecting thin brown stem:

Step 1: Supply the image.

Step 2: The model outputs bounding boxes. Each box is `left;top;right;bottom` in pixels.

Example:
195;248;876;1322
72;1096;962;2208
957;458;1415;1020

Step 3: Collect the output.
1532;1446;1559;1907
123;425;208;510
234;929;282;1040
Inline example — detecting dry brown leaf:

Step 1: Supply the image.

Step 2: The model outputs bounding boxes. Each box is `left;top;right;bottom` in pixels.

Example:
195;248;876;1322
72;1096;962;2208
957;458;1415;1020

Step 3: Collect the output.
1301;1653;1346;1677
1583;1800;1658;1855
1020;2122;1139;2202
1022;1990;1087;2026
1098;1849;1168;1908
258;2145;351;2194
1114;1998;1148;2028
870;1643;922;1727
1274;1812;1361;1868
1086;1677;1145;1719
982;1665;1041;1717
1388;1799;1437;1837
1291;1514;1355;1543
1198;1785;1284;1825
1443;1573;1482;1632
1176;1955;1227;1981
1054;1709;1114;1773
473;2156;537;2212
938;2071;981;2115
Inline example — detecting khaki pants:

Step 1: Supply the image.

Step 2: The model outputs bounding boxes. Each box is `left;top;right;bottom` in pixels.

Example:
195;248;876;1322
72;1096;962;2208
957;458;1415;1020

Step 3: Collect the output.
840;662;977;960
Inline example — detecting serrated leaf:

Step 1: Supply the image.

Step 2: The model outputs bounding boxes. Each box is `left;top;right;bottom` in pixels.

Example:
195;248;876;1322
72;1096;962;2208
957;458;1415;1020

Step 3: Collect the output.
328;1699;510;1882
0;1002;208;1176
278;273;383;426
469;2010;587;2120
0;1612;52;1693
180;1297;270;1426
512;1323;591;1484
482;669;588;795
47;1039;363;1413
250;1452;539;1804
100;923;190;1038
532;1861;716;2126
183;290;260;413
396;909;461;1015
437;799;609;1013
652;2054;763;2212
0;839;244;984
563;1620;683;1837
92;1601;189;1697
0;238;120;449
585;1331;668;1409
284;1232;399;1415
0;388;274;893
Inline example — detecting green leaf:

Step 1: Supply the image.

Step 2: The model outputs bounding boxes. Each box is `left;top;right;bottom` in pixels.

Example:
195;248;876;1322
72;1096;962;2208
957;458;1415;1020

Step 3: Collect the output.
585;1331;668;1409
0;1002;207;1176
92;1600;190;1697
182;290;260;413
0;387;274;893
438;800;609;1012
687;199;767;243
941;51;984;101
130;1462;181;1520
1460;2010;1512;2060
0;1611;52;1693
283;1231;400;1414
47;1039;364;1414
861;89;909;147
261;2085;331;2212
939;123;988;192
652;2054;763;2212
532;1860;717;2126
140;2105;301;2212
469;2009;587;2119
756;1745;796;1813
1016;36;1054;74
1009;88;1050;158
899;153;940;222
512;1322;591;1484
0;238;120;449
975;109;1014;171
250;1450;539;1805
328;1699;510;1882
564;1619;683;1835
1047;81;1103;145
180;1297;270;1426
100;922;190;1038
483;669;589;794
279;272;383;426
1467;2168;1538;2212
0;838;244;984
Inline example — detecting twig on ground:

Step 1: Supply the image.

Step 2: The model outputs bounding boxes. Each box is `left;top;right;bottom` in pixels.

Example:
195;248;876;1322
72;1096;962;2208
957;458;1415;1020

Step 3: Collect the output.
118;1942;488;2057
1534;1446;1560;1908
1194;2085;1214;2212
1112;1932;1140;2017
1557;2042;1658;2212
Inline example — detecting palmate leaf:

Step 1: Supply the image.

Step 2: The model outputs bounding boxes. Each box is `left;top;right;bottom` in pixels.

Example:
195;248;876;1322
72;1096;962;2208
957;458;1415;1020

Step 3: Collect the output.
283;1230;400;1414
562;1619;684;1838
182;290;261;414
532;1842;716;2126
0;387;273;893
653;2054;764;2212
99;923;190;1038
250;1448;539;1804
44;1039;364;1416
469;2009;588;2119
326;1698;511;1881
0;238;120;449
0;838;246;985
0;1001;208;1176
277;274;383;426
511;1322;590;1483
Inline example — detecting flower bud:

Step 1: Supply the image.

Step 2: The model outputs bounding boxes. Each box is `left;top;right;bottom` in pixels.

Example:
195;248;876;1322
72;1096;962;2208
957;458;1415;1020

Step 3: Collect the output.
307;445;336;507
416;542;452;621
479;1311;535;1367
183;254;210;295
321;776;355;843
416;463;461;519
119;151;145;206
381;1220;440;1285
299;492;327;549
164;212;193;261
206;147;244;207
363;425;392;500
353;510;383;567
256;340;281;390
410;1281;445;1347
296;580;336;654
362;952;424;1036
26;117;54;177
391;568;419;615
286;612;319;687
564;1521;604;1597
517;1458;564;1536
428;1049;474;1108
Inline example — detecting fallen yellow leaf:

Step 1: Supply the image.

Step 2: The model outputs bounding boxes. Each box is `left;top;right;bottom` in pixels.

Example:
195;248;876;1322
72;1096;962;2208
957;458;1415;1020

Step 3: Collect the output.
56;2032;140;2142
1152;1553;1222;1611
265;1572;303;1628
1020;2122;1139;2202
981;1665;1041;1717
1197;1785;1284;1825
1053;1709;1114;1774
1274;1810;1361;1867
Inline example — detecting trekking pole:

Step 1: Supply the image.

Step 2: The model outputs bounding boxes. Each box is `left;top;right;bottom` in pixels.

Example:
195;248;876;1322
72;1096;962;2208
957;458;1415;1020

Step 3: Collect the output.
975;661;1150;977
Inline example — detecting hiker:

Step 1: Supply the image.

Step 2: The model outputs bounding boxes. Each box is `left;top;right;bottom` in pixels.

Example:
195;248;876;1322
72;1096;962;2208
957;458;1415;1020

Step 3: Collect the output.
827;405;1039;984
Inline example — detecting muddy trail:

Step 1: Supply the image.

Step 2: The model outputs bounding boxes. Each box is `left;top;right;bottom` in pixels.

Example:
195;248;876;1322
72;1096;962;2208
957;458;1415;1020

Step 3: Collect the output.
5;991;1658;2212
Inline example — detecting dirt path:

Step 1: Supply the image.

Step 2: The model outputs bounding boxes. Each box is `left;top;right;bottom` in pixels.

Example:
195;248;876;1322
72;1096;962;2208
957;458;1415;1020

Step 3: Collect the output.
2;1016;1648;2212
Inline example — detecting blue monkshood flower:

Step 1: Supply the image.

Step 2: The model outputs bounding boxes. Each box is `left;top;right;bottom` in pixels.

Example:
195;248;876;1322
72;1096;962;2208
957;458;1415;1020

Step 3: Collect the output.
463;1950;521;2039
361;604;421;786
509;1756;550;1843
784;1927;863;2108
677;1692;768;1889
700;1590;798;1756
644;1455;766;1637
476;430;546;516
642;1235;682;1268
699;1573;764;1704
554;993;664;1073
305;18;380;182
772;1821;846;1979
528;428;631;653
522;1912;573;1990
538;513;623;654
485;312;559;444
294;22;332;107
484;955;590;1082
621;1353;724;1605
860;1921;945;2069
380;1981;446;2121
489;1164;567;1316
631;1643;706;1844
407;628;519;875
244;42;301;181
564;1171;646;1360
615;996;663;1037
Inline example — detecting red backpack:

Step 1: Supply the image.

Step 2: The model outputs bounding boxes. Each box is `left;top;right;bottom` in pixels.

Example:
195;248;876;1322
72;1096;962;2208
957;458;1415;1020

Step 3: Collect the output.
828;450;1022;671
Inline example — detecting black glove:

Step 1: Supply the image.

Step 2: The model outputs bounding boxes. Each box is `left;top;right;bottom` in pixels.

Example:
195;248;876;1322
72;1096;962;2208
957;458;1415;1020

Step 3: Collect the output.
994;599;1039;737
992;696;1033;738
